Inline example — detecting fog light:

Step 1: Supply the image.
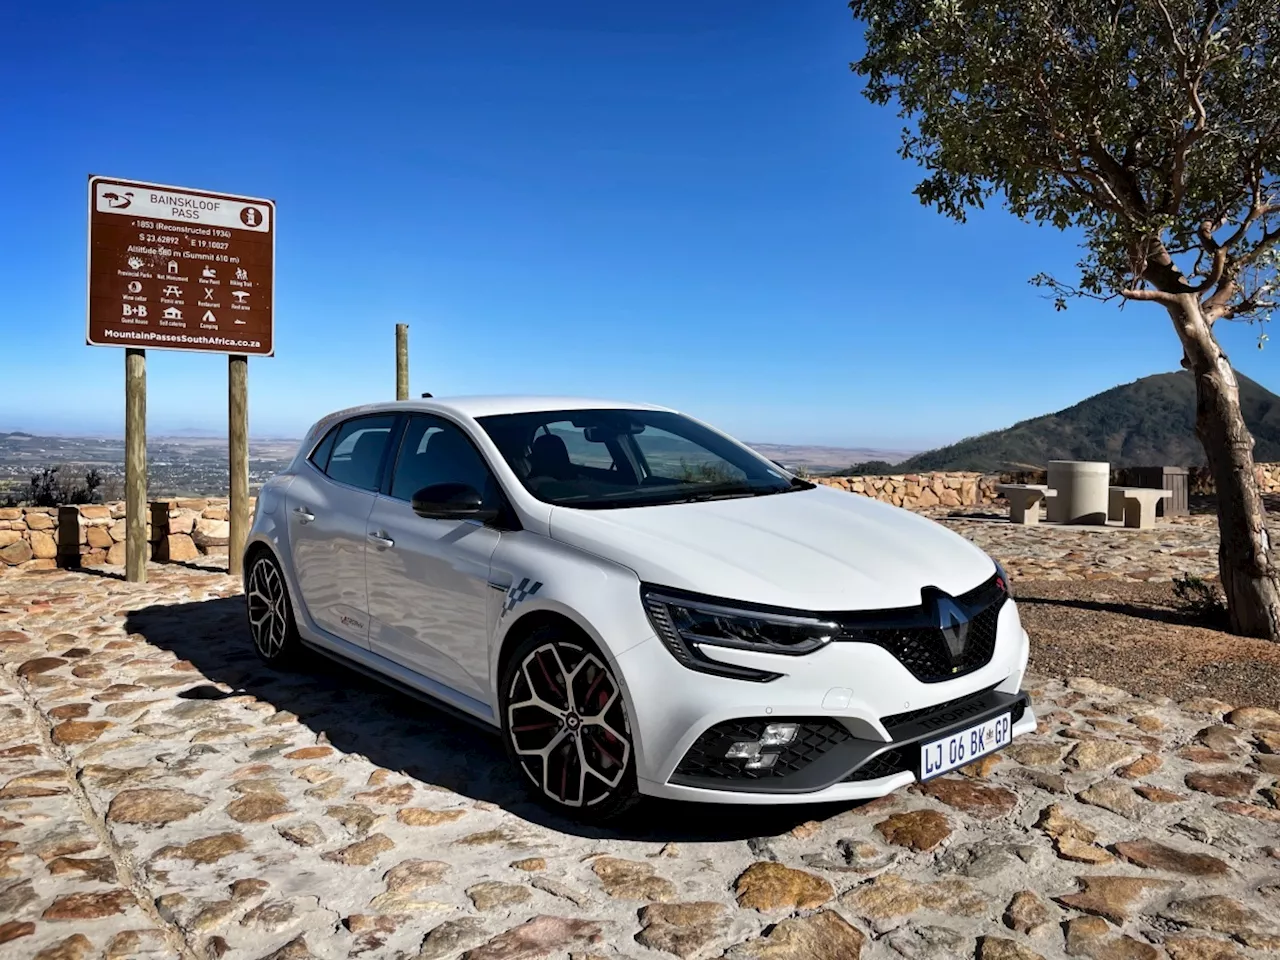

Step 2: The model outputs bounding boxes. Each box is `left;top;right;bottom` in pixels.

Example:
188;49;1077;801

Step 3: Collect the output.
744;753;778;770
760;723;798;747
726;741;761;759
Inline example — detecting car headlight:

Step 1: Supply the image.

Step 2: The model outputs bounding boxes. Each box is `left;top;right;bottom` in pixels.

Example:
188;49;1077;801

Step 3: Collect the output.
994;560;1012;596
642;587;840;682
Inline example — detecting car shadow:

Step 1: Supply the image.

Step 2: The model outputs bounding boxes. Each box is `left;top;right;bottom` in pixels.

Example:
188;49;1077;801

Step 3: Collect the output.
124;595;864;842
1013;593;1217;630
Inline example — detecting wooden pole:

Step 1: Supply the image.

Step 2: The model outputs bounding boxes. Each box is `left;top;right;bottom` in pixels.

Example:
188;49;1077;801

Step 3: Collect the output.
124;348;147;583
228;354;249;578
396;323;409;400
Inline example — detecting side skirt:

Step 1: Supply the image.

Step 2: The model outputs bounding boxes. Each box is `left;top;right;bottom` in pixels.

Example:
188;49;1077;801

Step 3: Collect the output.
301;635;498;733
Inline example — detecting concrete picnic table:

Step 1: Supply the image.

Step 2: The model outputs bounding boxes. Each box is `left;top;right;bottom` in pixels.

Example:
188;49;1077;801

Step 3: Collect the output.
1108;486;1173;529
996;483;1056;525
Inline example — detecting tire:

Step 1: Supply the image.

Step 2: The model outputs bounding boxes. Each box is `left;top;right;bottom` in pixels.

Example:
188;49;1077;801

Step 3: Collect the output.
245;551;304;667
500;625;642;821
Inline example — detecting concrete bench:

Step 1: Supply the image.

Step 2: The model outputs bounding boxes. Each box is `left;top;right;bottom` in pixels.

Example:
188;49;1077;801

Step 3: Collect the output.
997;484;1057;525
1108;487;1172;529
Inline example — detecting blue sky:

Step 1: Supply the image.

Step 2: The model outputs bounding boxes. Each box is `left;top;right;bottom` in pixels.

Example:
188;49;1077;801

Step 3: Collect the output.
2;1;1274;449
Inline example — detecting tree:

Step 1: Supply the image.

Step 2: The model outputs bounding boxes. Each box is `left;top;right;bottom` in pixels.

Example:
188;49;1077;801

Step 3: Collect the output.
849;0;1280;637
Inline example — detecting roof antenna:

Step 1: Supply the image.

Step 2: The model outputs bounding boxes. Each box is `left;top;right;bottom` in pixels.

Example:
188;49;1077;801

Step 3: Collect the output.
420;392;433;398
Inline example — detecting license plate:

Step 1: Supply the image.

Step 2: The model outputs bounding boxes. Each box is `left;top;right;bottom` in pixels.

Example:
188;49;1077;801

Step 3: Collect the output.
919;711;1012;780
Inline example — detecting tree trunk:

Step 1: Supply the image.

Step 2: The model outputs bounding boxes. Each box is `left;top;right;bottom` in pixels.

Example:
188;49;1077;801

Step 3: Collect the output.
1168;296;1280;639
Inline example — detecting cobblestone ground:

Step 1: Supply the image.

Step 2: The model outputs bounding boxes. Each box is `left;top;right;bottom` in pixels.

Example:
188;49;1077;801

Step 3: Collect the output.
2;523;1280;959
935;512;1272;583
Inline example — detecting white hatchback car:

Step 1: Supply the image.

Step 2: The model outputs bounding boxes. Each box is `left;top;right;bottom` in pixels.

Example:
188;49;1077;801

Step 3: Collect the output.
244;396;1034;820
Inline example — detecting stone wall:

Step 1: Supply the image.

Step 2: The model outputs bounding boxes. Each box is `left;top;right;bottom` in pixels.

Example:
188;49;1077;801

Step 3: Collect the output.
817;462;1280;510
0;507;61;570
152;497;253;563
8;461;1280;572
0;498;251;573
815;471;1001;509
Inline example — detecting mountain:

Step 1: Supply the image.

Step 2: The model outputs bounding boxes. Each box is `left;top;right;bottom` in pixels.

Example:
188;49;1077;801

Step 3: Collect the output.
891;371;1280;473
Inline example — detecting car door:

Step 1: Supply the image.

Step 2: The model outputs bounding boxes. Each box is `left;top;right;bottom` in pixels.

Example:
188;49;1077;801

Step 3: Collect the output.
365;414;503;703
287;413;398;649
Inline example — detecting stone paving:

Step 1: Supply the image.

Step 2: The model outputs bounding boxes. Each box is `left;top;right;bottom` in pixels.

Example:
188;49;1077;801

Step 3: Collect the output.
934;512;1267;584
1;528;1280;958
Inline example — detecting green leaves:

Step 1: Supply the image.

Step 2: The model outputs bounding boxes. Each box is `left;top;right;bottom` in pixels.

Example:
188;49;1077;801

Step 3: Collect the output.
848;0;1280;319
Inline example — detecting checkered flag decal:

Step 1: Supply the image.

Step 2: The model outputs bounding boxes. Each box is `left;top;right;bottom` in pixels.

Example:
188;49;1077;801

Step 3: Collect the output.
502;578;543;615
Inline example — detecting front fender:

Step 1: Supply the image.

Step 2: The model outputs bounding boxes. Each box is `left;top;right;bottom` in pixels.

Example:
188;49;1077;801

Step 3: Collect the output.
487;531;655;719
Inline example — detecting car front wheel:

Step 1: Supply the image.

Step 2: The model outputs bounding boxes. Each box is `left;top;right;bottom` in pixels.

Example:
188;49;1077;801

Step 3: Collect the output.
501;626;641;821
245;551;303;667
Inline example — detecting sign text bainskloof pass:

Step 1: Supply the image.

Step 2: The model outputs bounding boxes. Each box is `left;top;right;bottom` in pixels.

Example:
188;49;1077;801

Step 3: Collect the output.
87;176;275;356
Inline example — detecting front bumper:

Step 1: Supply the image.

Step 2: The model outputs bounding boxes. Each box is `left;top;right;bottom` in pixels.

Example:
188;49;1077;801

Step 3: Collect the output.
616;598;1033;804
670;686;1030;793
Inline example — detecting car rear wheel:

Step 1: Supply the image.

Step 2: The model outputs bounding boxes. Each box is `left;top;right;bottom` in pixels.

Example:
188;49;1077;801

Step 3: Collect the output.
501;625;641;821
246;551;303;667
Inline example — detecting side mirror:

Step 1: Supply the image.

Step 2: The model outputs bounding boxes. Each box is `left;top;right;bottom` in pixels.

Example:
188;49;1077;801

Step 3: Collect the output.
411;482;497;522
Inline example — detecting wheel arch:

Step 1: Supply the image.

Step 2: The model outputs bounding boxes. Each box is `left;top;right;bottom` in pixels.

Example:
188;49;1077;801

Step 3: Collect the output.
496;608;595;689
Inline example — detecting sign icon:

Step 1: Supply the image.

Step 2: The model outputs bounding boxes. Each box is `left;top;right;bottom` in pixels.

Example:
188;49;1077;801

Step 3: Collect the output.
235;267;248;280
240;206;262;227
126;281;142;293
202;287;215;300
202;310;217;323
232;290;250;303
128;256;144;269
163;307;183;320
104;190;133;209
168;261;179;274
201;265;217;279
163;285;181;297
122;304;147;318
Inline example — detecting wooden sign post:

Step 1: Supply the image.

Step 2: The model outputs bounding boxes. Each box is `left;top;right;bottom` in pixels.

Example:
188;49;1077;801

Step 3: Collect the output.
88;176;275;581
124;349;147;582
396;323;410;400
228;355;249;578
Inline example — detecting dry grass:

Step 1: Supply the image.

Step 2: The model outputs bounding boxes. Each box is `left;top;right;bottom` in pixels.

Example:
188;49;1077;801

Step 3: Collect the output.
1016;579;1280;709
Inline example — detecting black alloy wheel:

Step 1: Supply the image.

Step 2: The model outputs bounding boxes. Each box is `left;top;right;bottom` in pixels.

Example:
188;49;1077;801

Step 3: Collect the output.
245;551;303;666
501;625;641;820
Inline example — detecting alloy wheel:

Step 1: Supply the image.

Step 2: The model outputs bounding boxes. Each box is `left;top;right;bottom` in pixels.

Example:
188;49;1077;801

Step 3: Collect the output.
247;557;290;660
506;640;631;808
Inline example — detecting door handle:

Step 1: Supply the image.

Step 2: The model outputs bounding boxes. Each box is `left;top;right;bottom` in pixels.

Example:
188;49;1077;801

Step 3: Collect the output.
293;507;315;524
367;532;395;549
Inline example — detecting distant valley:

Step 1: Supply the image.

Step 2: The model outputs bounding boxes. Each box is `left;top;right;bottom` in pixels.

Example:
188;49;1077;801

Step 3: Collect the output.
0;431;911;498
9;369;1271;497
0;433;298;499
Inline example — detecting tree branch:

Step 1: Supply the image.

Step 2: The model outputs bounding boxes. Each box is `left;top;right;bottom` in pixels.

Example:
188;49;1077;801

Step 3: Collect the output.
1121;286;1182;306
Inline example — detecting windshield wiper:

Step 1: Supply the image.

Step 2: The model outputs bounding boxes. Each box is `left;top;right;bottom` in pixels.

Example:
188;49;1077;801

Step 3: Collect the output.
665;485;790;504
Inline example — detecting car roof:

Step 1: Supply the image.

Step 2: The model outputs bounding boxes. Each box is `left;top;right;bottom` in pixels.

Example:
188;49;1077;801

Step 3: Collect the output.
323;395;677;423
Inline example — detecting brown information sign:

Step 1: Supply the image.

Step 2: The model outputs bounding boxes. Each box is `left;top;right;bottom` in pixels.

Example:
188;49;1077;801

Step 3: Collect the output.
87;176;275;356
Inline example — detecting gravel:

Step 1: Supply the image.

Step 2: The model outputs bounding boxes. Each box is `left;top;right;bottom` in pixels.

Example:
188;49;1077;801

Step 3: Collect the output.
1017;578;1280;708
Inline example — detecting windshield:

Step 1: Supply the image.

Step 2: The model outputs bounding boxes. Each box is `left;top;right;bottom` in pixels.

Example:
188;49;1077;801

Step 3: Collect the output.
478;409;810;509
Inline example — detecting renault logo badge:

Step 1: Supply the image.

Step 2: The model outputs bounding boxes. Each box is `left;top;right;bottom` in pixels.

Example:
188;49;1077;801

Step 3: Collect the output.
934;595;970;664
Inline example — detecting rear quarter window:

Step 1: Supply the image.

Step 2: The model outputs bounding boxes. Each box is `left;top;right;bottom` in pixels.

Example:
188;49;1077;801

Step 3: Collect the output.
308;426;339;472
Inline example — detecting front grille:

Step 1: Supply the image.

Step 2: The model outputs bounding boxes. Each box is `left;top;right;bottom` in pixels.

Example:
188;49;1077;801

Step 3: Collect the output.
838;588;1005;684
673;718;851;781
842;747;914;782
882;684;999;730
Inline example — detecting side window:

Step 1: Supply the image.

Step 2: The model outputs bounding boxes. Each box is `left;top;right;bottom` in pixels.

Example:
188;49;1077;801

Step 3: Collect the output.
324;415;397;492
390;416;493;501
307;425;338;473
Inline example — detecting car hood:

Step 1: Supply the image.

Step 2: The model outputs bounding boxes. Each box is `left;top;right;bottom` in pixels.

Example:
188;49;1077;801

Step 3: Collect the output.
547;485;996;611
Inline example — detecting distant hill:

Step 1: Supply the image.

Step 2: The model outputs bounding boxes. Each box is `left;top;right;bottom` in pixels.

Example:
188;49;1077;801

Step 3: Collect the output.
889;371;1280;473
